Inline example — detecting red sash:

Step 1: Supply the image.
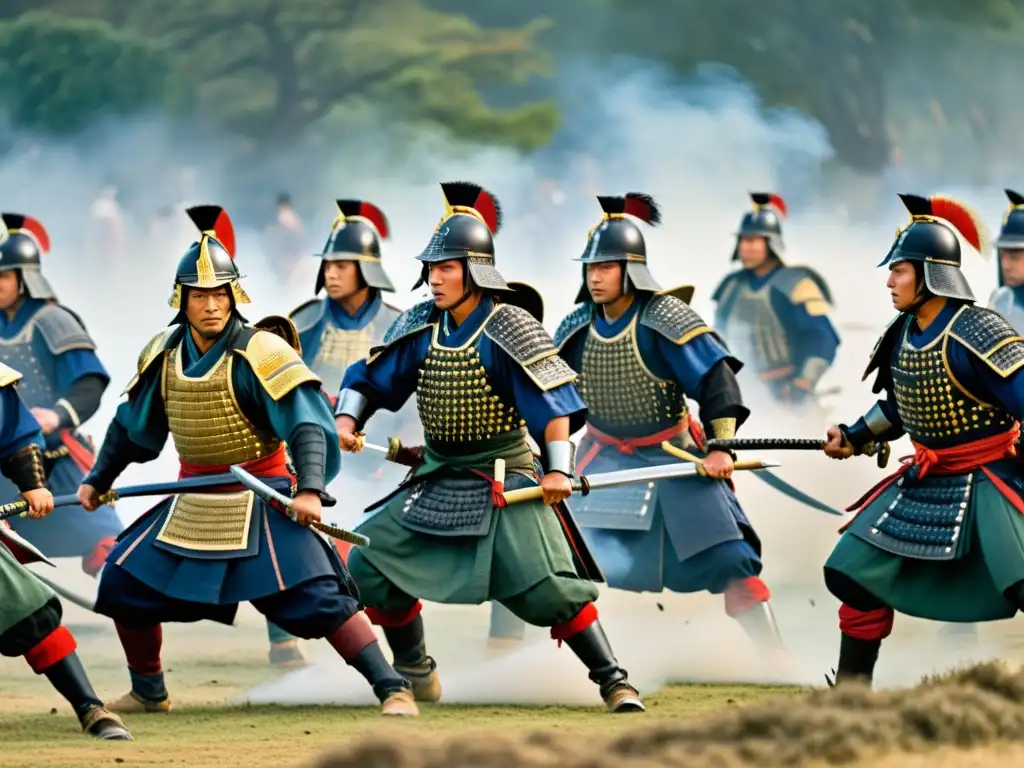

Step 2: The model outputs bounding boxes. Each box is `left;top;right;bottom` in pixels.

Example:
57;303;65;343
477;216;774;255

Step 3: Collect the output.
176;444;293;490
841;427;1023;531
59;429;95;473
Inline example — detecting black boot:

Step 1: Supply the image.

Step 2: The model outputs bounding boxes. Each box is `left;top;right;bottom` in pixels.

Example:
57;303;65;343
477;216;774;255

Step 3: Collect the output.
563;620;644;713
44;652;132;740
381;615;440;702
832;633;881;687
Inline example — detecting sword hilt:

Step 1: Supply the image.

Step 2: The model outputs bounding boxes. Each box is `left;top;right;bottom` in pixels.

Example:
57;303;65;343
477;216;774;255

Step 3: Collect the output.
706;438;826;452
0;498;27;520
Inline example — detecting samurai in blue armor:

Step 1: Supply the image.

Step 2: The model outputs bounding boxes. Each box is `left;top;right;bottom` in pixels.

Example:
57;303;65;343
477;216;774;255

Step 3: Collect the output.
823;194;1024;687
988;189;1024;330
551;193;784;652
0;213;123;577
289;200;416;506
0;362;131;739
78;206;416;716
712;193;840;406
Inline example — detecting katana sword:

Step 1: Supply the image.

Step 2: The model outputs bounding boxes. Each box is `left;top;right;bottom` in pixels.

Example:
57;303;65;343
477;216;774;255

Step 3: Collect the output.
0;471;245;521
706;437;892;468
501;458;779;505
229;466;370;547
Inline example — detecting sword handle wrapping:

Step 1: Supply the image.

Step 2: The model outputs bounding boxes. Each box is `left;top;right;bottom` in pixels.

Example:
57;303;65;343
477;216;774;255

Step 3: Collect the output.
502;477;589;506
706;438;825;452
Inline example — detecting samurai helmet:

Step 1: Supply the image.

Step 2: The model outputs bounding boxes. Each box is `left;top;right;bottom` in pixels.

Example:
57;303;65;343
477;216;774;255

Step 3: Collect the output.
412;181;508;292
879;193;989;303
732;192;787;261
0;214;55;299
315;199;395;294
574;193;662;304
994;188;1024;287
170;205;249;308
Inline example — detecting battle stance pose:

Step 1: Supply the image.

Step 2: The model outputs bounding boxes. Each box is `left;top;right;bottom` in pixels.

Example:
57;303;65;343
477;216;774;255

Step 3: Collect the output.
0;363;131;739
713;193;840;405
822;194;1024;685
0;214;122;576
336;182;644;712
77;206;416;715
552;193;783;651
988;189;1024;329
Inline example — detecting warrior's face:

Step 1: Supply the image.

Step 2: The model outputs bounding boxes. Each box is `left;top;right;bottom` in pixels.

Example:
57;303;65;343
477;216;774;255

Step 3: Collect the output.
887;261;920;312
1000;248;1024;288
428;259;467;310
737;236;769;270
586;261;624;305
0;270;19;310
323;260;363;301
185;285;232;339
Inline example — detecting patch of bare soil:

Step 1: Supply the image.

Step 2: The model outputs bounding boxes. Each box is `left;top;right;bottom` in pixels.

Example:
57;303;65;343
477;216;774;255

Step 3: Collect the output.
311;661;1024;767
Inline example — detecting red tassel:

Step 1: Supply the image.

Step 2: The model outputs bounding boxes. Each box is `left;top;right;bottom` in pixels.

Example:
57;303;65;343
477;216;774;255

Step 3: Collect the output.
212;209;236;258
21;216;51;252
358;202;390;239
768;194;787;218
473;189;500;235
928;195;989;253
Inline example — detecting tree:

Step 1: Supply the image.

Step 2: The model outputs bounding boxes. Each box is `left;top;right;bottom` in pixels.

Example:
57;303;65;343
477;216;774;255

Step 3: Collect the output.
604;0;1024;173
0;12;188;135
134;0;558;151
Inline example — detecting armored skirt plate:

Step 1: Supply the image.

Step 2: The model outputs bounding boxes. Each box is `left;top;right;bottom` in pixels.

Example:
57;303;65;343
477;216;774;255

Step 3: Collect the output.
155;491;256;553
571;481;658;531
830;470;1024;622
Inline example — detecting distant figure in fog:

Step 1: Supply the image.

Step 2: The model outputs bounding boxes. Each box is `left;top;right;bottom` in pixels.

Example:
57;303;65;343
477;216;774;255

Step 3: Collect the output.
262;192;306;285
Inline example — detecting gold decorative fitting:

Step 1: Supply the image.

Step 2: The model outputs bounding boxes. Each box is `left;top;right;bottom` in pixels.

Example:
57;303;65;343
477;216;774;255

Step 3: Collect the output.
0;362;23;388
156;490;255;552
236;330;320;402
710;418;737;440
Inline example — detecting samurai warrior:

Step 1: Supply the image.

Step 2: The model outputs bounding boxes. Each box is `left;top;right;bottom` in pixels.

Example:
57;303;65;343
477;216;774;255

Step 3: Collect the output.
76;206;417;716
335;182;644;713
988;189;1024;330
0;362;131;739
289;199;417;497
552;193;784;653
822;194;1024;686
712;193;840;405
0;214;122;577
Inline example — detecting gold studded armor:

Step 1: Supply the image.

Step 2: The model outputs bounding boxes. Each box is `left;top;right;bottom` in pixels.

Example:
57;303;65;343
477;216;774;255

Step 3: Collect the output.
162;345;281;466
888;306;1021;449
417;326;526;445
716;280;790;371
579;317;687;438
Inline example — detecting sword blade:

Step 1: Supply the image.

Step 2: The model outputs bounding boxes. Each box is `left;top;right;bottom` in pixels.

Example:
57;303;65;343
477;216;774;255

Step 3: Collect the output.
0;472;244;521
751;468;843;516
581;459;781;492
228;466;370;547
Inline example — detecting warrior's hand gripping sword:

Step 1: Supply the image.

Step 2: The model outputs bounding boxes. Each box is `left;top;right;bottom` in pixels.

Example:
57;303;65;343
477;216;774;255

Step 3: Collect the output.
229;466;370;547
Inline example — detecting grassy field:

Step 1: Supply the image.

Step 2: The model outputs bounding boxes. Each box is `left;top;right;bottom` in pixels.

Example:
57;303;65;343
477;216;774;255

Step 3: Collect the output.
5;563;1024;768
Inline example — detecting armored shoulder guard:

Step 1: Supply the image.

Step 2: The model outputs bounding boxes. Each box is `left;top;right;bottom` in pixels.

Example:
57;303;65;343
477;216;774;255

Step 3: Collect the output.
862;314;906;393
484;304;578;392
638;294;712;345
949;305;1024;377
236;330;321;402
381;299;436;346
0;362;23;388
33;303;96;354
288;298;326;334
770;266;834;306
553;303;593;350
710;271;742;303
253;314;303;356
123;325;179;395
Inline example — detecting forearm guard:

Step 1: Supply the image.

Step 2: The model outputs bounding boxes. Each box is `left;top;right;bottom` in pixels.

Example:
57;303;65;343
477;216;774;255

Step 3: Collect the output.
289;424;329;498
840;402;899;454
544;440;576;477
695;361;750;442
83;419;136;493
1;444;46;493
55;374;107;429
